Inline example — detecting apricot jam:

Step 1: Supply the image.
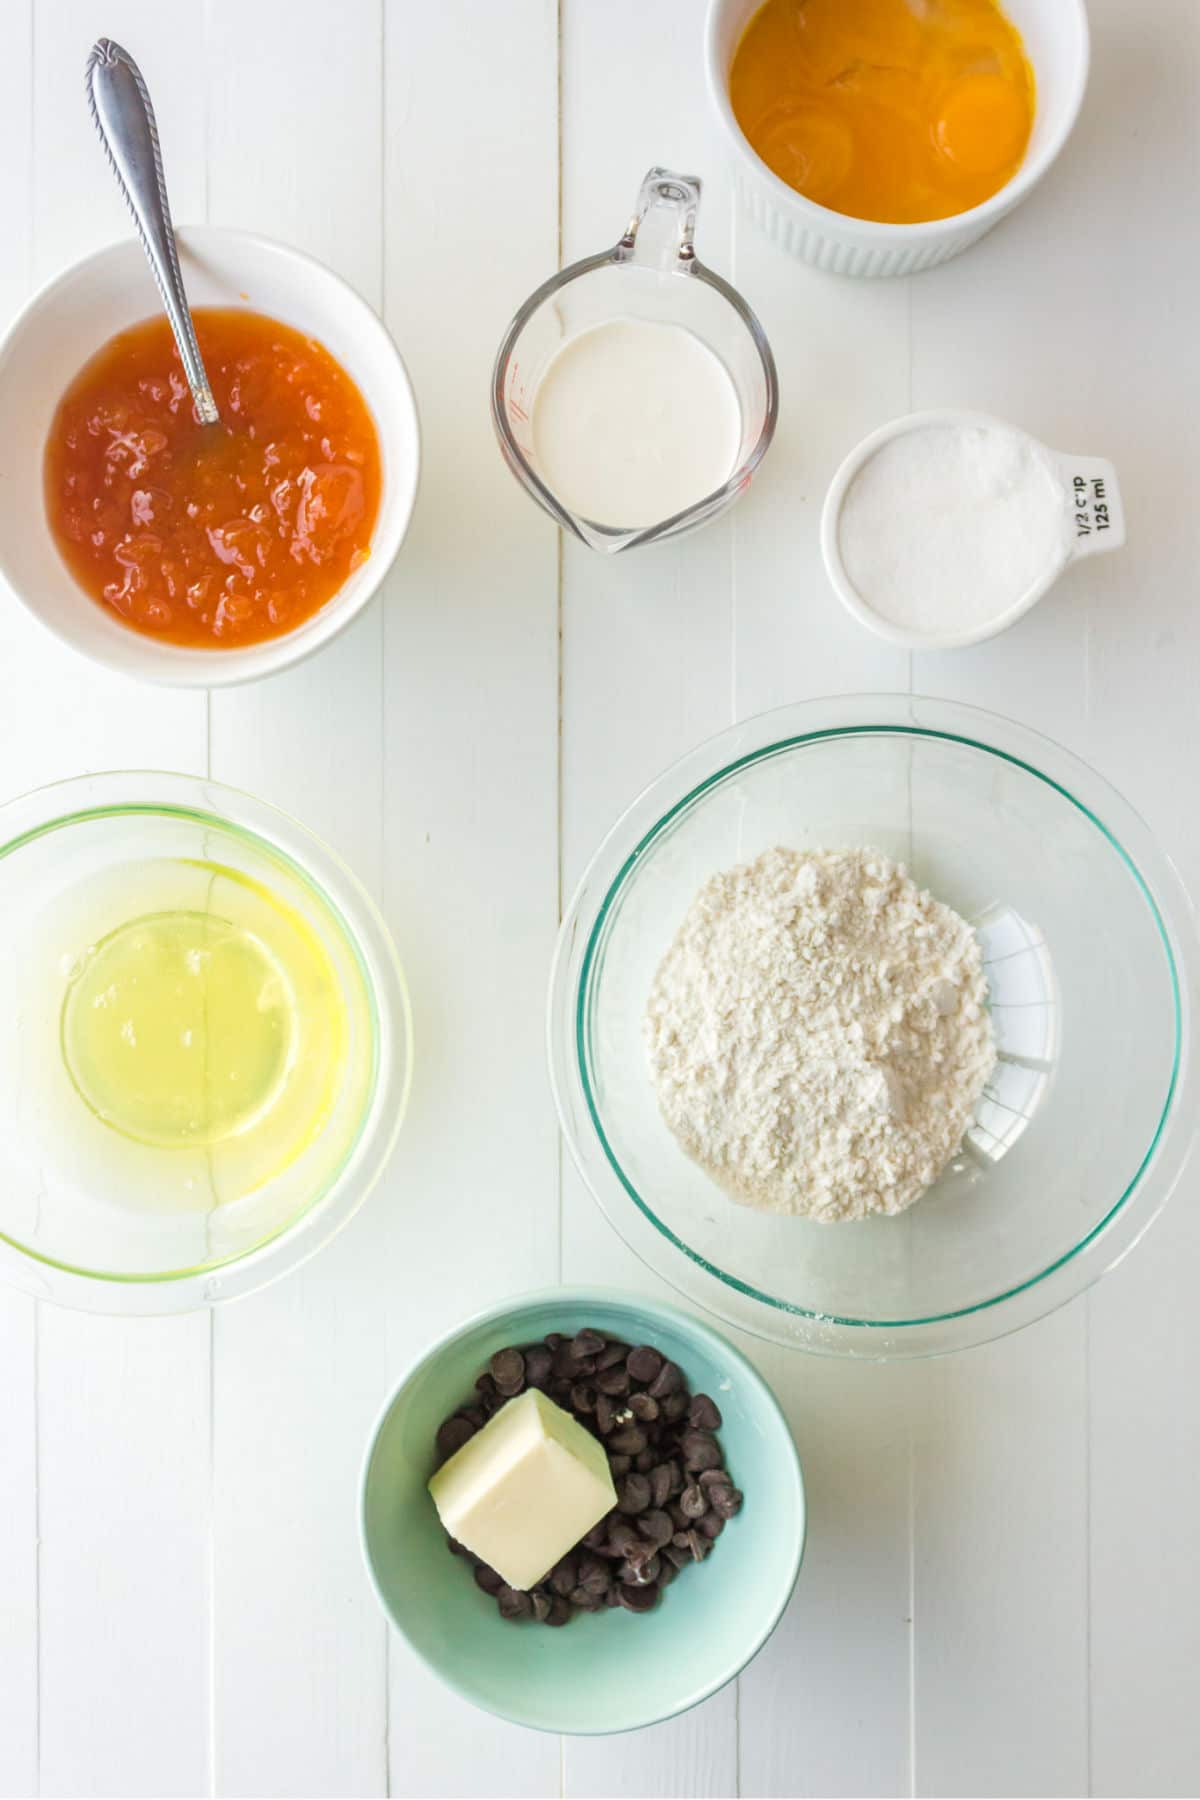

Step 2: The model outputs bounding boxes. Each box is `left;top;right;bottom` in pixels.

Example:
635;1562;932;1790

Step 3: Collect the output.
729;0;1035;227
45;309;382;647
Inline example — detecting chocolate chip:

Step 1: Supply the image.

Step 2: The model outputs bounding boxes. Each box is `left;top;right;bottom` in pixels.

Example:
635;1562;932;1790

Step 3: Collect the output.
698;1467;729;1489
707;1484;743;1519
622;1533;656;1567
663;1544;690;1571
648;1359;683;1399
607;1520;641;1559
595;1391;616;1435
544;1596;571;1626
473;1564;503;1594
552;1344;584;1382
680;1483;708;1520
524;1346;552;1390
596;1341;628;1371
628;1392;660;1423
636;1508;674;1548
608;1425;647;1456
619;1550;660;1585
698;1513;725;1539
570;1329;605;1359
616;1473;651;1515
497;1585;531;1620
436;1415;477;1459
570;1382;597;1414
607;1453;632;1476
684;1529;710;1562
582;1519;610;1551
617;1582;658;1613
549;1554;578;1597
490;1347;525;1392
634;1449;657;1473
663;1458;684;1496
570;1587;603;1611
649;1464;673;1508
604;1586;622;1607
577;1553;611;1597
680;1429;723;1472
446;1537;465;1556
627;1345;664;1384
661;1390;689;1422
689;1394;723;1430
656;1559;678;1587
595;1367;631;1397
461;1405;487;1430
531;1588;552;1622
544;1333;563;1350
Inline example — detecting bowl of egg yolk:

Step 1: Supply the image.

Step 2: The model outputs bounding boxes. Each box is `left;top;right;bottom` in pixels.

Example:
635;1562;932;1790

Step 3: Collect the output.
705;0;1089;278
0;228;420;685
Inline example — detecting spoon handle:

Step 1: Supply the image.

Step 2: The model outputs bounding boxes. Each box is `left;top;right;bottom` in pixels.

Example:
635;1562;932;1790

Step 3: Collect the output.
85;39;219;425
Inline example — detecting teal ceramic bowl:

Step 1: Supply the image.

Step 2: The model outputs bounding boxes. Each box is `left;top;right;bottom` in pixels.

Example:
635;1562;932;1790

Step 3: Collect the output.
360;1287;805;1734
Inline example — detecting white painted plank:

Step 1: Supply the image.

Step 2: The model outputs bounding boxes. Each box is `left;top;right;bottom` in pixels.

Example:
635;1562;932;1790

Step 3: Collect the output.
1072;5;1200;1796
379;2;561;1794
13;8;212;1798
0;9;38;1795
892;5;1141;1788
38;1311;212;1800
725;42;915;1800
201;3;391;1794
557;2;742;1791
0;1294;37;1800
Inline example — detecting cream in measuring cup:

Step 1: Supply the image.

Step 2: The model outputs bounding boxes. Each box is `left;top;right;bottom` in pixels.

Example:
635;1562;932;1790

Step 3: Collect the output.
820;410;1126;650
492;168;778;552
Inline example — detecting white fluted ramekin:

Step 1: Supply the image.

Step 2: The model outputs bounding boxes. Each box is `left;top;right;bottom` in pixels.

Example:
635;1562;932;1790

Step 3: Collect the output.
704;0;1090;279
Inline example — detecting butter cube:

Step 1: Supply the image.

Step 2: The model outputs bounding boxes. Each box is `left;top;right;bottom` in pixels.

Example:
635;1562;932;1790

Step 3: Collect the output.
428;1387;617;1591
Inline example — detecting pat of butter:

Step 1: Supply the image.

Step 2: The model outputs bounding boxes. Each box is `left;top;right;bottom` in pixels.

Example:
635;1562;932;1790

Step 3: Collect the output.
428;1387;617;1592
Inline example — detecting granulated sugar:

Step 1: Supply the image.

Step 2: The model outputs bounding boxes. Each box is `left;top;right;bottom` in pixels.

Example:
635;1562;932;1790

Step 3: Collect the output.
838;421;1071;637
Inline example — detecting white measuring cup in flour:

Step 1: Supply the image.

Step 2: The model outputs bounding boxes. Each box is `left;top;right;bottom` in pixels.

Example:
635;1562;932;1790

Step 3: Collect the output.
820;409;1126;651
491;167;778;552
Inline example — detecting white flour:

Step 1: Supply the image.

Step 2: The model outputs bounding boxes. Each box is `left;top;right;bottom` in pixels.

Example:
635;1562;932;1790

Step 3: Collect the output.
838;422;1072;636
644;846;996;1223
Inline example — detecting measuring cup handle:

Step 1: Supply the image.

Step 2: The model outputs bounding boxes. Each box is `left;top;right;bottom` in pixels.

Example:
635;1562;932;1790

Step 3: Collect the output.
615;168;703;273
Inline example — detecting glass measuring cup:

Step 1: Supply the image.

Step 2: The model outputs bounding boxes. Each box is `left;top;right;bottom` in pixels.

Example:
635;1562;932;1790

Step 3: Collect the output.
492;167;779;553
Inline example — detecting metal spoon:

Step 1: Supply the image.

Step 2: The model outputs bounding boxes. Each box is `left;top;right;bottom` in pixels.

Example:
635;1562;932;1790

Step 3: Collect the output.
85;38;219;425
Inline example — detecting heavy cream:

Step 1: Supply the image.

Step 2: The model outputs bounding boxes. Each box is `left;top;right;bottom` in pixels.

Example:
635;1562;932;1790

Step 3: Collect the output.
530;319;741;530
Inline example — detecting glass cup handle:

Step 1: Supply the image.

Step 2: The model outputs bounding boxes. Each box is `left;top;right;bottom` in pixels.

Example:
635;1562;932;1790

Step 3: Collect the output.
615;167;702;273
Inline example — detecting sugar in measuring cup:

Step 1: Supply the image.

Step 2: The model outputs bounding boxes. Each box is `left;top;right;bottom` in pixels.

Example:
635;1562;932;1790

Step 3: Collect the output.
492;168;778;552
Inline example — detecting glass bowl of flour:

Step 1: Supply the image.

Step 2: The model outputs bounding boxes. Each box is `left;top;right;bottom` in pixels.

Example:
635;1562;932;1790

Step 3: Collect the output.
548;696;1197;1358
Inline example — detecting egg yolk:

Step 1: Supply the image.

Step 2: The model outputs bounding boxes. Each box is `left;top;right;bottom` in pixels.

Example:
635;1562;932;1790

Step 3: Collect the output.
729;0;1035;226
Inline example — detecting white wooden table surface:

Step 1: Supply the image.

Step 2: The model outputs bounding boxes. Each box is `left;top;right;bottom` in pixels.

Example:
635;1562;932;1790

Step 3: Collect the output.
1;2;1197;1795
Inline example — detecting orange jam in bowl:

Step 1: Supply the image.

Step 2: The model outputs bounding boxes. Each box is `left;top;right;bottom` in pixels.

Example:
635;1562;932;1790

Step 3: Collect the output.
44;309;382;647
728;0;1035;226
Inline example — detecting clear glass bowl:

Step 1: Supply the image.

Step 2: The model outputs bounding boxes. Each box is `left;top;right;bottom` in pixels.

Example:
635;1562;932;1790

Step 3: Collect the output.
0;772;411;1314
549;696;1198;1358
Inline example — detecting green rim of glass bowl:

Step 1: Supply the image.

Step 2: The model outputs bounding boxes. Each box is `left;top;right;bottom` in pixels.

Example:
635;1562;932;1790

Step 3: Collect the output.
553;696;1196;1353
0;773;411;1311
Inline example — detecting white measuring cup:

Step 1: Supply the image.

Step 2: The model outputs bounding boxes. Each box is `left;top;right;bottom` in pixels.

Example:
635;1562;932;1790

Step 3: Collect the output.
491;167;778;553
820;408;1126;650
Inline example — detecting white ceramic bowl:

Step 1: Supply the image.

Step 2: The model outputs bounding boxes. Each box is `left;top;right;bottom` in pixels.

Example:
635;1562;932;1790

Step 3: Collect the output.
0;228;420;686
820;408;1125;650
704;0;1090;277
